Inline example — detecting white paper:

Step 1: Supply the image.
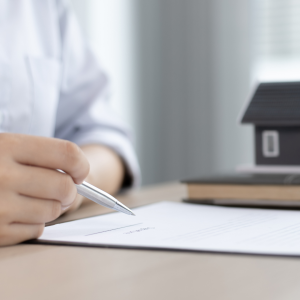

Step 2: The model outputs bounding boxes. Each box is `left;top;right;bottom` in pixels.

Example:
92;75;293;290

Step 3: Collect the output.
39;201;300;256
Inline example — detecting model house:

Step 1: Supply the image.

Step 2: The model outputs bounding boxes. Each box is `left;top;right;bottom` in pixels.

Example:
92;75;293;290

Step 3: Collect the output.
241;81;300;165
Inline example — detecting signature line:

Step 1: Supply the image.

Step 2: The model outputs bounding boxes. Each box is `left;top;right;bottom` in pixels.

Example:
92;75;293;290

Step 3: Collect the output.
85;223;143;236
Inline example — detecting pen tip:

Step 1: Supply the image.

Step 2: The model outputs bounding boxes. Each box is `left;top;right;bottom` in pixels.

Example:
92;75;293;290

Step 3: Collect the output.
114;201;136;216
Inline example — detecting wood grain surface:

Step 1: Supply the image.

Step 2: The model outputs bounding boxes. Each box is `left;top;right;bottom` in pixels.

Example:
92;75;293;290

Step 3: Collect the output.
1;182;300;300
188;184;300;200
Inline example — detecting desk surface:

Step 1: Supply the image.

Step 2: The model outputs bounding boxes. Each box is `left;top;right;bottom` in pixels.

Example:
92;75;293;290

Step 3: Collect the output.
1;182;300;300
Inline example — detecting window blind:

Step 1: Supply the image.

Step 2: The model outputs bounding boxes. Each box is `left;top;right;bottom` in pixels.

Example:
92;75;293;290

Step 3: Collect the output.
254;0;300;59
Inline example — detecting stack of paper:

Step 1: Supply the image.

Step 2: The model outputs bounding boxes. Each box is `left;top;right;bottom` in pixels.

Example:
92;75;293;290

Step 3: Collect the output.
38;202;300;256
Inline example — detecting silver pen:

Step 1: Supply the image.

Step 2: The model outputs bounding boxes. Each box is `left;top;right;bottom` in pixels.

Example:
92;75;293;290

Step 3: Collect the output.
75;181;135;216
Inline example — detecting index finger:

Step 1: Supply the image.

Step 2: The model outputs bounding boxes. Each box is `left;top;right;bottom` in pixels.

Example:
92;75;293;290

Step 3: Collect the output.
9;134;89;184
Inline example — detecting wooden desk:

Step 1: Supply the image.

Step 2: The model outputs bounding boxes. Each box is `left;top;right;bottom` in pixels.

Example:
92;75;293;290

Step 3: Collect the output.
1;182;300;300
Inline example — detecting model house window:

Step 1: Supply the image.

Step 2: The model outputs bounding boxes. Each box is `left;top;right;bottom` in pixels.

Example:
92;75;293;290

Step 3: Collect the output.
262;131;279;157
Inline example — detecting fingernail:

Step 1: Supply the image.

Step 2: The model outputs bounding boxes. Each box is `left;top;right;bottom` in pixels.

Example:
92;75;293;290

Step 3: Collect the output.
61;204;72;212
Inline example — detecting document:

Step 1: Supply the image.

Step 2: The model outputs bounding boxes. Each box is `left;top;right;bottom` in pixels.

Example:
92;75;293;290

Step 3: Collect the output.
38;201;300;256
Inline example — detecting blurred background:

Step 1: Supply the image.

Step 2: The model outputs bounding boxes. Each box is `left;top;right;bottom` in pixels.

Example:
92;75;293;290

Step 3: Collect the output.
71;0;300;186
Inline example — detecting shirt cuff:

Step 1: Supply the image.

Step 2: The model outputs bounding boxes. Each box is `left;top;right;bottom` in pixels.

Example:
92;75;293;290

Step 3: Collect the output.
69;128;141;188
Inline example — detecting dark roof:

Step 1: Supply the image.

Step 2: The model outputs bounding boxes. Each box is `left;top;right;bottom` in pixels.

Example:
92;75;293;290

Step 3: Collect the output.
241;81;300;125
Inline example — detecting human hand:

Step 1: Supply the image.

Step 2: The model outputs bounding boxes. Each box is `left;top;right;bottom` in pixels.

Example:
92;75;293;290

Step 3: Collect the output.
0;133;89;246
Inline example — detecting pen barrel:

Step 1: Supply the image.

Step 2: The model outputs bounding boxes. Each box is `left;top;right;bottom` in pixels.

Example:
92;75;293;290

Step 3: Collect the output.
75;183;115;209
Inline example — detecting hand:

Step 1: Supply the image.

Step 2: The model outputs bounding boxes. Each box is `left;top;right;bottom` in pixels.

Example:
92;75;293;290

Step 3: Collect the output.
0;133;89;246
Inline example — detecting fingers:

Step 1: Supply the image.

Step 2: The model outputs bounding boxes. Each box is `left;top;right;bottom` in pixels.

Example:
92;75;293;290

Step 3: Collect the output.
6;134;89;184
7;195;63;224
0;133;87;247
0;223;44;246
16;165;77;207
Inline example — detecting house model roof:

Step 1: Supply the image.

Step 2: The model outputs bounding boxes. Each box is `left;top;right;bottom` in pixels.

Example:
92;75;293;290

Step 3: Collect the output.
241;81;300;126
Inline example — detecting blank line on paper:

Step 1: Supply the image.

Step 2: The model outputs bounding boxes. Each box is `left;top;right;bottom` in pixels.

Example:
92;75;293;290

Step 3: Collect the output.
239;223;300;247
85;223;143;236
164;213;277;243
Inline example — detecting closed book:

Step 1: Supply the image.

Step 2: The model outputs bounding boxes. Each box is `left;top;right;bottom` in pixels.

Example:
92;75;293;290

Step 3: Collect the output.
183;174;300;207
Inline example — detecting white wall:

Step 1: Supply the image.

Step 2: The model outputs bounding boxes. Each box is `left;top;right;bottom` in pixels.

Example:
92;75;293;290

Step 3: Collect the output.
71;0;137;132
133;0;253;184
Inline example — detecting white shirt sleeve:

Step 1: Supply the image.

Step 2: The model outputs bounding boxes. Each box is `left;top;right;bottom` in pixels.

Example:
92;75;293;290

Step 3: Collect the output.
54;0;140;187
